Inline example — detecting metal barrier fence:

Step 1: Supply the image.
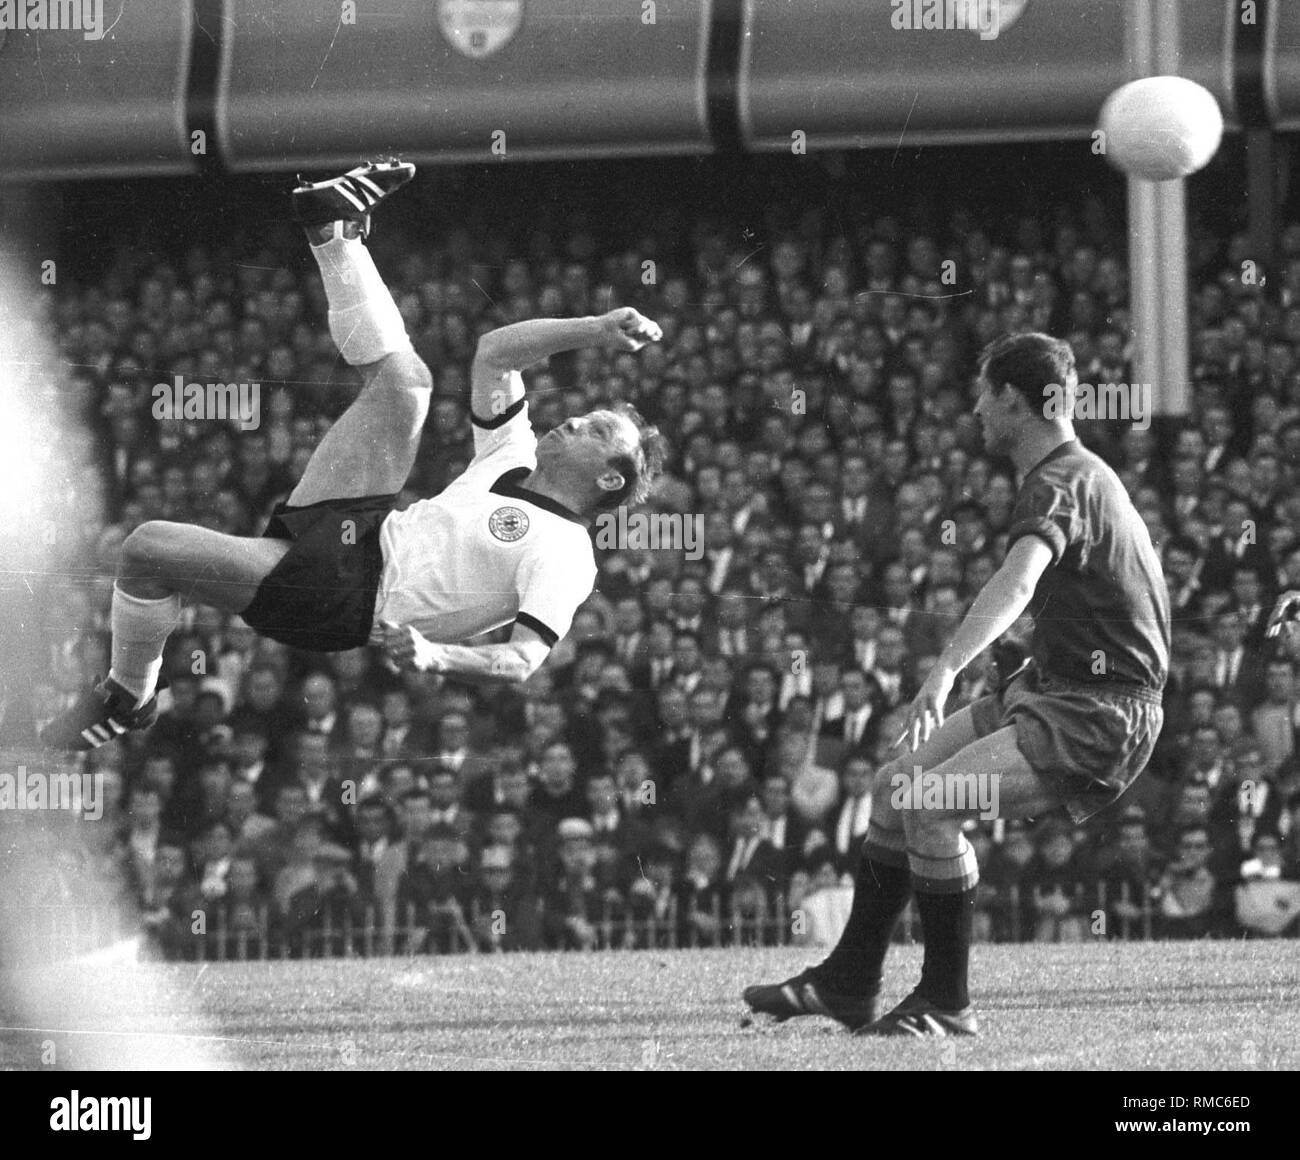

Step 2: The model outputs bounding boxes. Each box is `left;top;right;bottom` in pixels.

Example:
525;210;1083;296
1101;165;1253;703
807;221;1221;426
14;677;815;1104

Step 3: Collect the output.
3;880;1183;964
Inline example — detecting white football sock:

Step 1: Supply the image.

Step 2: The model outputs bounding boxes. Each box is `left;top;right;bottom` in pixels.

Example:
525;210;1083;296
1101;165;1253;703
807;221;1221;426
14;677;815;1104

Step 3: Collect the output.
108;587;181;706
309;234;412;365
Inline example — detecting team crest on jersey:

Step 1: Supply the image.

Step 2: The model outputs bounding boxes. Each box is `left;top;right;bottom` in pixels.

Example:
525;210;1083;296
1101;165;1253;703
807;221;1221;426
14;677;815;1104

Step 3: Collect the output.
488;506;530;542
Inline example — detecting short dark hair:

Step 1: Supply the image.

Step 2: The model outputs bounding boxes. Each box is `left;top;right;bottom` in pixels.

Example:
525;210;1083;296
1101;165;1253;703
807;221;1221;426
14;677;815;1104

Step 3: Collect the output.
596;403;668;512
978;332;1077;412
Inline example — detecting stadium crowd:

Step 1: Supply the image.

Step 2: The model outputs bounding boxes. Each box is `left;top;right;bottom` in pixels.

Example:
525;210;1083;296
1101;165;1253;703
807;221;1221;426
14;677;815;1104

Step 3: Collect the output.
11;157;1300;954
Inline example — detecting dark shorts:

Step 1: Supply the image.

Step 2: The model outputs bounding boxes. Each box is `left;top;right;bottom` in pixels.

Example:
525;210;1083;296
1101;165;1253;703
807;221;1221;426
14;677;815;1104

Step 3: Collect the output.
241;493;397;653
968;664;1164;824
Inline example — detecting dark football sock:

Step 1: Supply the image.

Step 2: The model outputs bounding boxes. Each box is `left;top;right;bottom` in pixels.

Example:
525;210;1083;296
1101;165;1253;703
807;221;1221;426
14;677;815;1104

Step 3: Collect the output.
817;824;910;994
909;839;980;1010
913;885;976;1010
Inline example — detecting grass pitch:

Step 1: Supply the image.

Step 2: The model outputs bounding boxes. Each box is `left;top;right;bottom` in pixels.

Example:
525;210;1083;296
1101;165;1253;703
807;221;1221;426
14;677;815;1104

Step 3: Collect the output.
2;940;1297;1071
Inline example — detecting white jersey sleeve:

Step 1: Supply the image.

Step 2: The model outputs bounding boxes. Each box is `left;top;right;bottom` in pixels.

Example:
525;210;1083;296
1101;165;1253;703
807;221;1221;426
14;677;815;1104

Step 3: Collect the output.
513;531;598;646
465;397;536;481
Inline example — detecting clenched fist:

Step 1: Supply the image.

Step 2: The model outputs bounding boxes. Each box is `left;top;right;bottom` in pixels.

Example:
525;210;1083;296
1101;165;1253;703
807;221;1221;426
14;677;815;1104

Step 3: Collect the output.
600;307;662;352
379;620;442;673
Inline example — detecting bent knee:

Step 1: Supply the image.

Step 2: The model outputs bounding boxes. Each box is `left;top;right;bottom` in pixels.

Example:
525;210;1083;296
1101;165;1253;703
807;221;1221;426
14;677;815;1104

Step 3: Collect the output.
871;759;910;811
364;348;433;395
121;520;179;568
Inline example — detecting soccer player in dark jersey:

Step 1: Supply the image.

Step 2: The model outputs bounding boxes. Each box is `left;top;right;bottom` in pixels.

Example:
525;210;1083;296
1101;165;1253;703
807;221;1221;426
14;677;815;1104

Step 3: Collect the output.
42;161;665;752
746;332;1170;1035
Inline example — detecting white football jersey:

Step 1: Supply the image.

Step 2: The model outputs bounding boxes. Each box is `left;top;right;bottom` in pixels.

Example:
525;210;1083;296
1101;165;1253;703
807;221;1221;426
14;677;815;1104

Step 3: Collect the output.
373;400;596;647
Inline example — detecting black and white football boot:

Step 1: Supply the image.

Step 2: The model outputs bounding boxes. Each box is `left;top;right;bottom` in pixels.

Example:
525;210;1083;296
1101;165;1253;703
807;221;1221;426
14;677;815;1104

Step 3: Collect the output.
854;988;979;1037
39;676;162;752
743;967;880;1031
291;159;415;240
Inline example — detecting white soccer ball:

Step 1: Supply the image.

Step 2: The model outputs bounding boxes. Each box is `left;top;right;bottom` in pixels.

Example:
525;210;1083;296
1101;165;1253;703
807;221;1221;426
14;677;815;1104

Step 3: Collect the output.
1098;76;1224;182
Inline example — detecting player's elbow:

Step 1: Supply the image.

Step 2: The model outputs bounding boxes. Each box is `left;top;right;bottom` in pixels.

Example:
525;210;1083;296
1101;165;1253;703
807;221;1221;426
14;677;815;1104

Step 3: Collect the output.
991;563;1039;610
489;645;541;685
1002;582;1037;624
473;330;512;372
1006;576;1037;608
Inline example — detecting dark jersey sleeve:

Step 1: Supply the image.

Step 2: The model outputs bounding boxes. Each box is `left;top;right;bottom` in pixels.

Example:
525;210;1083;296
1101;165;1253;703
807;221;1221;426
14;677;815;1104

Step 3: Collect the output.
1006;475;1081;566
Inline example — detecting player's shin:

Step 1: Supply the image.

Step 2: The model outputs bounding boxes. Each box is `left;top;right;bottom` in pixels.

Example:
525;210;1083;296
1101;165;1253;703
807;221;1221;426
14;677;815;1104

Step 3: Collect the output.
909;834;979;1011
308;232;413;367
817;821;911;993
107;586;182;707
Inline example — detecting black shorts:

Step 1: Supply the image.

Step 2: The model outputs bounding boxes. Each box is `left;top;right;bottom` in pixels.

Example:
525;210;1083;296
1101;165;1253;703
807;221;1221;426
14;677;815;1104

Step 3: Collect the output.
969;664;1164;824
241;493;397;653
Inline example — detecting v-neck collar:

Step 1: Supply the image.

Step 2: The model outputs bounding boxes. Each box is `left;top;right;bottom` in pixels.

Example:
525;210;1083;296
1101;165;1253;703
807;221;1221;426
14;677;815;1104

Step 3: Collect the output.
491;467;587;526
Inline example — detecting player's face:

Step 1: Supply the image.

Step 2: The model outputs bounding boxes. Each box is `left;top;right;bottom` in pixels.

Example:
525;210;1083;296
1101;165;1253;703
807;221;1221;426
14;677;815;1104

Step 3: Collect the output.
973;372;1017;454
540;410;640;496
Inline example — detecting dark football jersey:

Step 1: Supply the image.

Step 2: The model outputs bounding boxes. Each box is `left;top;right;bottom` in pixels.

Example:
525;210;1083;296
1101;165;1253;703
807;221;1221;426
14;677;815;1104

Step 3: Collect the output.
1007;440;1170;692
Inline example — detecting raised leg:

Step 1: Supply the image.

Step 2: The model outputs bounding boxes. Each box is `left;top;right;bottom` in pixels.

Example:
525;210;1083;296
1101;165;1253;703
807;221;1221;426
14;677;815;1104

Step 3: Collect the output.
40;522;293;746
117;520;290;612
289;208;432;507
286;348;432;507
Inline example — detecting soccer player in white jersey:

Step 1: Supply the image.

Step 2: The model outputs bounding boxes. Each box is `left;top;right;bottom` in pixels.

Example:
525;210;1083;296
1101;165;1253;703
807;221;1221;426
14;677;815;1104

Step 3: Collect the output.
43;160;665;751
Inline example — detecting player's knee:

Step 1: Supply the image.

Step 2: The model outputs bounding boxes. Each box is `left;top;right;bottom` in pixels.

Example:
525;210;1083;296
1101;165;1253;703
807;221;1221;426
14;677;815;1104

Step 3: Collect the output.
120;521;174;570
872;757;910;814
407;354;434;394
366;348;432;396
900;806;939;836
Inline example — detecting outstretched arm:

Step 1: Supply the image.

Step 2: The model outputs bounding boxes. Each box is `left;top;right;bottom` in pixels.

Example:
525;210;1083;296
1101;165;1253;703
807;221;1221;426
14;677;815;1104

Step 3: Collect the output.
896;534;1054;751
470;309;661;421
380;620;551;686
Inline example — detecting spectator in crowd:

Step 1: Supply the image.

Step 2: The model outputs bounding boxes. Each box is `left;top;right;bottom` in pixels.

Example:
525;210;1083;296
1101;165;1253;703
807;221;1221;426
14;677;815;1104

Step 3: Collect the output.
781;732;839;832
223;856;266;942
121;783;168;901
816;667;882;769
982;822;1037;942
352;795;396;903
373;787;436;938
1026;819;1087;943
139;843;197;956
273;816;357;948
427;765;473;839
1095;807;1159;940
192;819;237;907
722;793;783;900
678;832;726;948
1156;825;1228;939
1234;831;1300;936
1251;658;1299;774
225;778;275;846
238;782;310;884
624;843;680;947
758;771;820;882
298;673;341;743
530;742;588;837
790;851;855;949
542;819;607;951
829;756;874;878
468;845;541;952
398;825;474;953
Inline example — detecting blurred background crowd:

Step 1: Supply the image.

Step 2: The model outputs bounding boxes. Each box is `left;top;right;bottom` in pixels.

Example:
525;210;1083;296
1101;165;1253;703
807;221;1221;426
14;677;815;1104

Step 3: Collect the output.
6;150;1300;955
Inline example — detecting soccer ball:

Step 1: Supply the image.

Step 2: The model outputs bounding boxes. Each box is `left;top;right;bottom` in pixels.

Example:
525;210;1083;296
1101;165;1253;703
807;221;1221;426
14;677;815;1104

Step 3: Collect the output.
1097;76;1224;182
